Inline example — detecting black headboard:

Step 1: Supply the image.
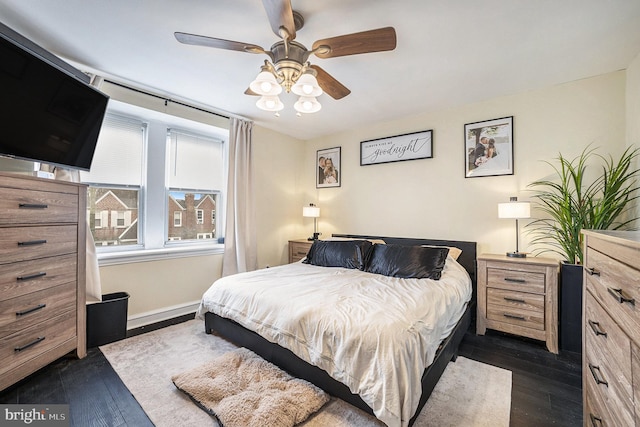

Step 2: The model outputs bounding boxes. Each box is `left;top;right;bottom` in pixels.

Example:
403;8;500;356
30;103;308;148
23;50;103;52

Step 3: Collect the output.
332;234;478;302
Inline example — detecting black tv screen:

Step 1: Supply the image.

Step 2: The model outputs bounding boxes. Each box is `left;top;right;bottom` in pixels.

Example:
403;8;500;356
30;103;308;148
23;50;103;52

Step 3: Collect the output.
0;24;108;171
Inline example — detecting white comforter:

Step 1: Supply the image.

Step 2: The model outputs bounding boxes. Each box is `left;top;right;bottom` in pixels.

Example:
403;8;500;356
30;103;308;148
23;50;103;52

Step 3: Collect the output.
197;257;472;427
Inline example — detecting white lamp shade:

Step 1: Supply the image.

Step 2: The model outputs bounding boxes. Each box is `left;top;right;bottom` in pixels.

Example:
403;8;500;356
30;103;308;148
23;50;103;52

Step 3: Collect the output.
302;206;320;218
249;70;282;96
498;201;531;219
291;73;323;97
256;95;284;112
294;96;321;113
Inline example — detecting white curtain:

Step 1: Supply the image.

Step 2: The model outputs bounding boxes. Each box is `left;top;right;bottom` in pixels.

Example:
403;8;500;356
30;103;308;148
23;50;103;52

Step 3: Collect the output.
222;118;257;276
40;164;102;303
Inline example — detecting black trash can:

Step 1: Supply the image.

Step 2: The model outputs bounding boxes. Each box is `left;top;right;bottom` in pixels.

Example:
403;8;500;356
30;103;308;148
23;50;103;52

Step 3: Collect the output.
86;292;130;348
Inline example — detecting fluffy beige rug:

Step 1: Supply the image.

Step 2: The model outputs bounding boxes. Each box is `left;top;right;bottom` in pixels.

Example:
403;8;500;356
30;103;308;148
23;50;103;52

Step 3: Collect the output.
172;347;329;427
100;319;512;426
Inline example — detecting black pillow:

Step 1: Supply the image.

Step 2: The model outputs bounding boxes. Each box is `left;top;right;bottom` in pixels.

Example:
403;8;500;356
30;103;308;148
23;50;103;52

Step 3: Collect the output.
365;244;449;279
302;240;373;270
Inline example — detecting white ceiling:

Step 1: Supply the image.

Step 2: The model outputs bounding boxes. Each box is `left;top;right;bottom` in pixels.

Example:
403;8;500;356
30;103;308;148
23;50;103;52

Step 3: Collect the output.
1;0;640;140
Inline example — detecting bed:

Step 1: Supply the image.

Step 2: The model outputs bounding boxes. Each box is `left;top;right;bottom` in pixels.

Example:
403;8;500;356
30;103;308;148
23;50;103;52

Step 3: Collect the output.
198;235;477;427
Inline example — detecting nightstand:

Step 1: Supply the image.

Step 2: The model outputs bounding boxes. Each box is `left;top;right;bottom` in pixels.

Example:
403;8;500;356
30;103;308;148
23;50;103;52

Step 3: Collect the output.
476;254;559;353
288;239;314;263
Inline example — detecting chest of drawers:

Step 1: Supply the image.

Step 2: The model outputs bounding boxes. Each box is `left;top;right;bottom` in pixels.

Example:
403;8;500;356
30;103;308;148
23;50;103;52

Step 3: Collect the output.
582;230;640;426
0;172;86;391
477;254;559;353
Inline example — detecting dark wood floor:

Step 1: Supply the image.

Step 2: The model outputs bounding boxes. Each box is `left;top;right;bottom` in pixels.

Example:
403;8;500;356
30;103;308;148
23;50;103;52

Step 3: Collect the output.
1;317;582;426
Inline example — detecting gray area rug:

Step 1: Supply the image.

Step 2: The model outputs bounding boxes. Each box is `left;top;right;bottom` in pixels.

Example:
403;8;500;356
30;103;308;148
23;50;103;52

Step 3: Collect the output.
100;319;512;426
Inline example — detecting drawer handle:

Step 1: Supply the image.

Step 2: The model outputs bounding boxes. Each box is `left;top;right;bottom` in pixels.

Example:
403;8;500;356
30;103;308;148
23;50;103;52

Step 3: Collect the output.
17;239;48;246
504;277;526;283
504;297;526;304
586;267;600;276
588;364;608;387
587;320;607;337
14;336;45;352
16;272;47;281
589;414;603;427
16;303;47;316
607;287;635;306
18;203;49;209
503;313;526;321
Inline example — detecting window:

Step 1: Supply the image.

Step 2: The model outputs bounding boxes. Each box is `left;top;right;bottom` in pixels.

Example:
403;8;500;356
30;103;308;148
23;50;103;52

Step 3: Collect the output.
81;115;144;247
167;129;223;243
81;103;228;260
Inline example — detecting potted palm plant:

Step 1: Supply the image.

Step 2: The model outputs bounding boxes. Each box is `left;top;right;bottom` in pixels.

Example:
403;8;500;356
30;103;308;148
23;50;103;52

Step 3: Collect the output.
527;145;640;353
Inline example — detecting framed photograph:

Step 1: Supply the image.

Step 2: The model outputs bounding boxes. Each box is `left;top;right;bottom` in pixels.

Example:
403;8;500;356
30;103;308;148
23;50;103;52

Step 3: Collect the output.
317;146;341;188
360;130;433;166
464;116;514;178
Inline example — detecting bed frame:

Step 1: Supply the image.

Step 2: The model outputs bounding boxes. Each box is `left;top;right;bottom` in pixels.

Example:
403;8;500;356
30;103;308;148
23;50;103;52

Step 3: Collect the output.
204;235;477;426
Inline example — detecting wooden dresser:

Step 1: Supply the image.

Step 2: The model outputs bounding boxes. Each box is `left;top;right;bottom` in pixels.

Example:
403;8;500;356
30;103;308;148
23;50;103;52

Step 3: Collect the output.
582;230;640;426
0;172;86;391
288;239;313;263
477;254;559;353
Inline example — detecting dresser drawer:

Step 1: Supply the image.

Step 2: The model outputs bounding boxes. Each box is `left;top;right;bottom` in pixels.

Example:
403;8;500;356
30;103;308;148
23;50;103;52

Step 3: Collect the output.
585;249;640;339
585;323;634;426
0;253;77;300
585;292;632;398
487;267;545;294
487;288;544;312
0;310;76;378
487;304;544;330
585;377;622;427
0;225;77;265
0;187;79;225
0;283;76;339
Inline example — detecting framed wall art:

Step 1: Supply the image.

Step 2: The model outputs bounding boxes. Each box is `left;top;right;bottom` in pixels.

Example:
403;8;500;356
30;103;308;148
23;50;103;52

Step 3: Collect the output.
317;146;341;188
360;130;433;166
464;116;514;178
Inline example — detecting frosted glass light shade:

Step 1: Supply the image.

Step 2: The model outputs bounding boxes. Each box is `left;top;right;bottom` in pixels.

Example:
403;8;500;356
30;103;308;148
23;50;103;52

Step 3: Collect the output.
302;205;320;217
294;96;321;113
249;71;282;96
291;73;323;97
256;95;284;112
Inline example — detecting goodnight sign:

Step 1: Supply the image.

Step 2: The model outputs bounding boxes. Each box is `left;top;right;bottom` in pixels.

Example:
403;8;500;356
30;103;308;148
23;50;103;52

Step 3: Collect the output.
360;130;433;166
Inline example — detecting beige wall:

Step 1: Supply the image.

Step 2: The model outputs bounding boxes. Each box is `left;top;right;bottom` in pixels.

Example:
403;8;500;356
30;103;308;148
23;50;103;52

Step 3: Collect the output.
627;52;640;148
303;71;627;257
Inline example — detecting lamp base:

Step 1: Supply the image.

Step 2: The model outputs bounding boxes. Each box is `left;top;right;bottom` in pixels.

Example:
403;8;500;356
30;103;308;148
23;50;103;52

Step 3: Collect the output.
506;251;527;258
307;232;320;241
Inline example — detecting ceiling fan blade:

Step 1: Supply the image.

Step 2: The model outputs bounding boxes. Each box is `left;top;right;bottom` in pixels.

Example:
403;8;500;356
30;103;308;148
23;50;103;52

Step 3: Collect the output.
310;65;351;100
261;0;296;39
244;87;259;96
312;27;397;59
175;32;266;54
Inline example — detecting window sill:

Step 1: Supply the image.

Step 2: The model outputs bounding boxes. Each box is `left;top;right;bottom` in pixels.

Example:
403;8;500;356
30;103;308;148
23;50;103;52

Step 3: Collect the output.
97;244;224;266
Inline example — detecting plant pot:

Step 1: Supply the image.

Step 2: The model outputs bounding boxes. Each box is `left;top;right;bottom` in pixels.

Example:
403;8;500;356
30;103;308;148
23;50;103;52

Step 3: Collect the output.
559;263;583;353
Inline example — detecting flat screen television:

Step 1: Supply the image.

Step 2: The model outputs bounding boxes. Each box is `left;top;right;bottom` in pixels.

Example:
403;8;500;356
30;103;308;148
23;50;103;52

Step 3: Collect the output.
0;22;108;171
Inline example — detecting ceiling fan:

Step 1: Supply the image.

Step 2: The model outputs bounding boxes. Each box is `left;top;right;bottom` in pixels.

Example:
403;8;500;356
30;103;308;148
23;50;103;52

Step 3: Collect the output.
174;0;397;114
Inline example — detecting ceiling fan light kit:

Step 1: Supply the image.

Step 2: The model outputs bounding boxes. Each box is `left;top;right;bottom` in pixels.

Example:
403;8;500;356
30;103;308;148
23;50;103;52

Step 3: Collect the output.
175;0;397;115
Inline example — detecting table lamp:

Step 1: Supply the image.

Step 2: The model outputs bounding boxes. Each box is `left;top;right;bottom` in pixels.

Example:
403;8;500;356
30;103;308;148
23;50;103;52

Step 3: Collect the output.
302;203;320;241
498;196;531;258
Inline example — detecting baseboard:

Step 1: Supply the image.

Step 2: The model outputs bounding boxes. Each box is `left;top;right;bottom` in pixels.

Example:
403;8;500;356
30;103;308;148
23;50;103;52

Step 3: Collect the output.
126;300;200;330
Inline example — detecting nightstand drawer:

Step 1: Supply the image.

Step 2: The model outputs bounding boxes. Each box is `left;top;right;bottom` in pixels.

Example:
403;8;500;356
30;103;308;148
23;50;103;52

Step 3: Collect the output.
487;305;544;330
289;240;313;263
487;267;545;294
487;288;544;312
